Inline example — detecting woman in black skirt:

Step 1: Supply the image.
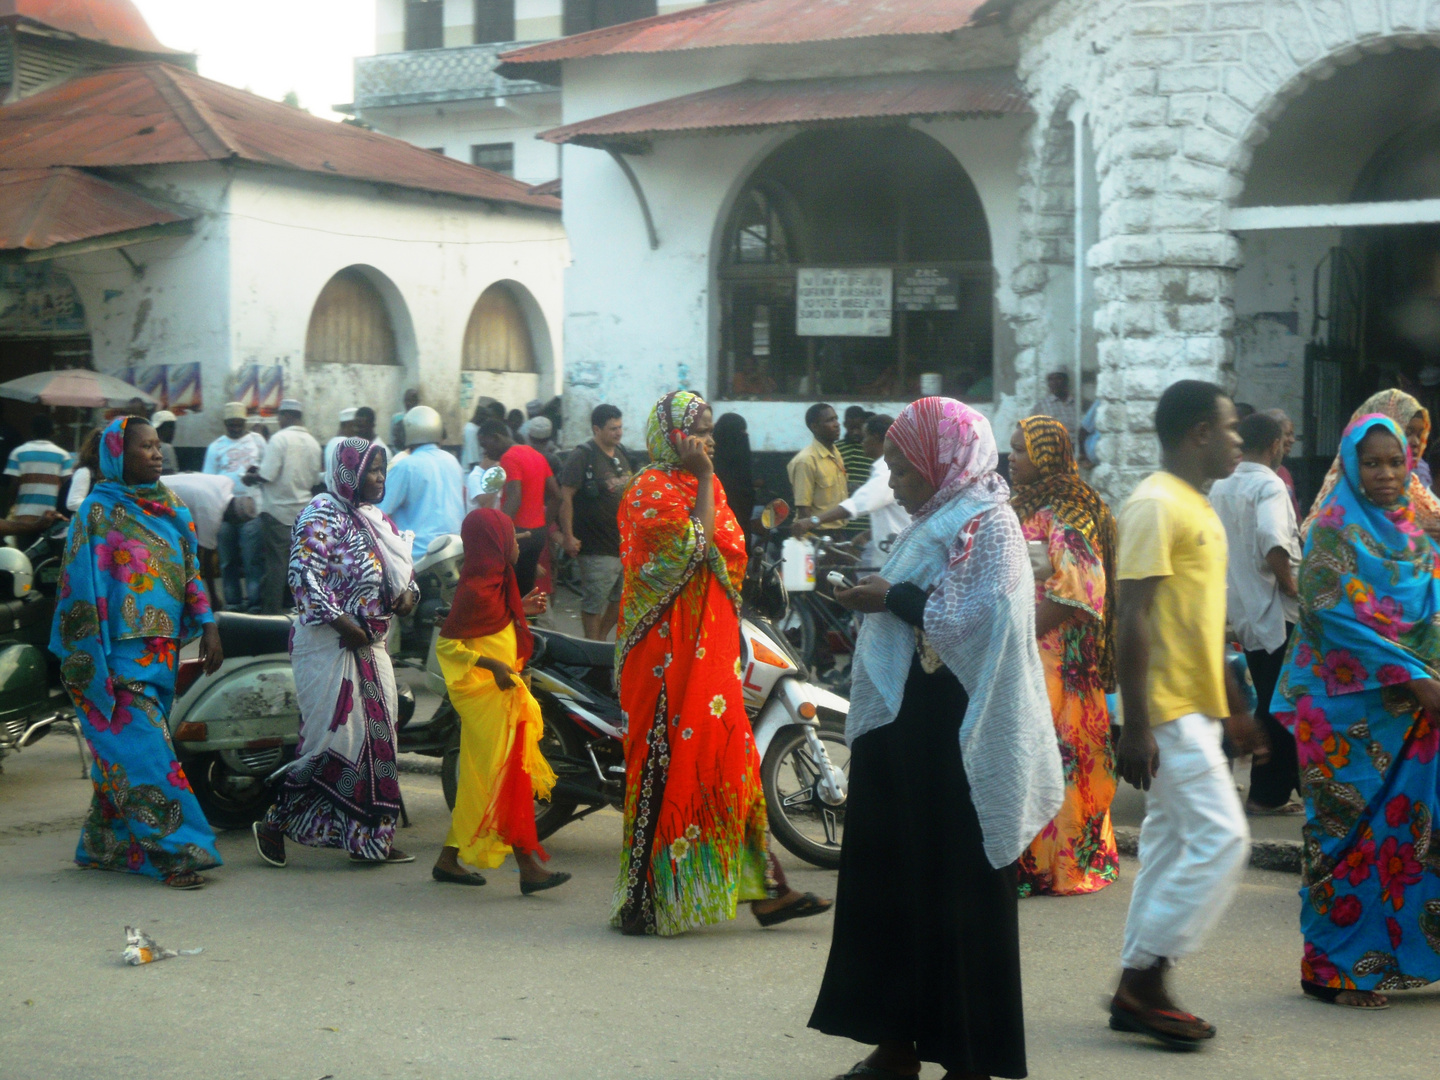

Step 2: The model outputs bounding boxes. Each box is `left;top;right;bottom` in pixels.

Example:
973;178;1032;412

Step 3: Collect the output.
811;397;1063;1080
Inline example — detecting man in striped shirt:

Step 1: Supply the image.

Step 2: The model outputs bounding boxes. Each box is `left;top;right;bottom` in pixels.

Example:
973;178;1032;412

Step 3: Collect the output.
2;415;74;521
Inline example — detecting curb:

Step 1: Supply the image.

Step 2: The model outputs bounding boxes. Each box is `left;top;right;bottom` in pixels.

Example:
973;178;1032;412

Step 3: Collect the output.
1114;825;1302;874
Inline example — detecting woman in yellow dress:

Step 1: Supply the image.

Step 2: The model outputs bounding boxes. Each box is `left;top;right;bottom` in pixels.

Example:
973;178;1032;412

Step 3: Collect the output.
430;507;569;893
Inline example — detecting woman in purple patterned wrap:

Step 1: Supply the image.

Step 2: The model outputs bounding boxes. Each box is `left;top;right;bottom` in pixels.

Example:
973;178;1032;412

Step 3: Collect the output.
253;437;419;867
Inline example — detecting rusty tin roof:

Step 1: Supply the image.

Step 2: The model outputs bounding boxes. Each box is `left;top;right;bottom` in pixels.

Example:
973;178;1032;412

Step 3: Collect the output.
540;68;1029;149
0;166;188;253
0;0;186;55
0;63;560;211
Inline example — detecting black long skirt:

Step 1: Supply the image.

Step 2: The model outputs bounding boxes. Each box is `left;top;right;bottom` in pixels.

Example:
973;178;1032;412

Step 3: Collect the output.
808;654;1027;1078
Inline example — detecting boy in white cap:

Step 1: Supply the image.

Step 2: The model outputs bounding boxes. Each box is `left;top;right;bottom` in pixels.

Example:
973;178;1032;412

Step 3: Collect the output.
324;407;359;475
204;402;268;611
244;398;321;614
150;410;180;474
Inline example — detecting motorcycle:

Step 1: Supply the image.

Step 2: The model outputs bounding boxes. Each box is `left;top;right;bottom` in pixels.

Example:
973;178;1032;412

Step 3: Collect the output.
0;522;88;775
440;501;853;870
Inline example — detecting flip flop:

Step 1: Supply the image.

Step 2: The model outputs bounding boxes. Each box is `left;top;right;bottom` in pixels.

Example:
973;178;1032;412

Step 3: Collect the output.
351;848;416;865
1302;980;1390;1010
754;891;833;927
252;821;286;868
520;871;572;895
164;872;206;891
1246;800;1305;816
1108;1000;1212;1049
432;866;487;887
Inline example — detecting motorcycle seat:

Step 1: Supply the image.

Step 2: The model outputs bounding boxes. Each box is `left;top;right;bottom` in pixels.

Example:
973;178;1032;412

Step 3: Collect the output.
532;629;615;670
215;611;293;658
0;597;48;635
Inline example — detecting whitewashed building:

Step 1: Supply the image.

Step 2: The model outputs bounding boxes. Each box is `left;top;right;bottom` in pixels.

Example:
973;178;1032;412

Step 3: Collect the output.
0;1;563;457
347;2;711;187
499;0;1440;500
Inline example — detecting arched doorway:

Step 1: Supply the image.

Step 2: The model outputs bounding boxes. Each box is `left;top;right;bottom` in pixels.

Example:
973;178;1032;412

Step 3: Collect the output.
463;283;537;373
716;127;994;401
305;266;400;366
1234;47;1440;484
0;264;91;456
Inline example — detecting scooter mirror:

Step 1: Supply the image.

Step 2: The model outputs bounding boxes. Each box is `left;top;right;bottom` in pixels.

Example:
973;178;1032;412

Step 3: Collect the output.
759;499;790;531
476;466;507;495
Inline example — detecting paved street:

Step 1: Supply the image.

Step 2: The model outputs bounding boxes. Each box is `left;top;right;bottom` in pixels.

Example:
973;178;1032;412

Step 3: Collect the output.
2;730;1437;1080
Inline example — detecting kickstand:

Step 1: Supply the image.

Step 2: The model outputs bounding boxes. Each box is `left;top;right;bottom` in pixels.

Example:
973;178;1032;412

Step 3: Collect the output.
399;791;411;829
70;719;90;779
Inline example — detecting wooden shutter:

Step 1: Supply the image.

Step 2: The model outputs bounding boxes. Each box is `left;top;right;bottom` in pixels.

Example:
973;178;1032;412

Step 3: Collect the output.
463;285;535;372
305;269;398;366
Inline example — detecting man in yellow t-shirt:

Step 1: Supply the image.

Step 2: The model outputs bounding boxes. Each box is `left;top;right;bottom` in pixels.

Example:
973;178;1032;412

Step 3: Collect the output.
1108;380;1269;1051
788;403;848;536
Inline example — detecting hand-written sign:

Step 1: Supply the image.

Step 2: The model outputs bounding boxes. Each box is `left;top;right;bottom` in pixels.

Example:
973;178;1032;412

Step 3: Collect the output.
896;267;960;312
796;268;892;337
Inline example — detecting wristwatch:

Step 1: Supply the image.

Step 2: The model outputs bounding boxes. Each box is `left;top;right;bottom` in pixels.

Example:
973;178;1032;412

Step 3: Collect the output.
807;515;821;530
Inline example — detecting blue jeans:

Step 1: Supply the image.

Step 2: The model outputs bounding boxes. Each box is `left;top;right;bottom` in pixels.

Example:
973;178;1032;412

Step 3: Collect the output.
218;516;263;611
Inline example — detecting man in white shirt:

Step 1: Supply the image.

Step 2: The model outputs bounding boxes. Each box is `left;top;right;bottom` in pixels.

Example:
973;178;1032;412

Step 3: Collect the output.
203;401;268;611
243;398;321;614
810;414;912;570
167;471;257;609
1208;411;1302;814
323;407;358;476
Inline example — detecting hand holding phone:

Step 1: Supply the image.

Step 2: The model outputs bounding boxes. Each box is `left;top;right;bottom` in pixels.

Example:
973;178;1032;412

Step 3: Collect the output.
827;570;850;589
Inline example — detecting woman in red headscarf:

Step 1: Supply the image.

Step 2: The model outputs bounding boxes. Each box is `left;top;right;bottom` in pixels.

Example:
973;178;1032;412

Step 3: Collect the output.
430;508;570;893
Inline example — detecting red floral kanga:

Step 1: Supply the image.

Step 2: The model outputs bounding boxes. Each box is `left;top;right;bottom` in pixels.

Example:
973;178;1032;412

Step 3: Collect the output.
1275;412;1440;993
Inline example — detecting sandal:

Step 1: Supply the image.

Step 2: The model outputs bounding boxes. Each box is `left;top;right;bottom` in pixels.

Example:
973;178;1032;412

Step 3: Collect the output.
520;871;572;895
754;891;833;928
1301;980;1390;1010
350;848;416;865
432;866;487;887
164;872;206;891
1108;999;1213;1049
253;821;286;868
1246;799;1305;816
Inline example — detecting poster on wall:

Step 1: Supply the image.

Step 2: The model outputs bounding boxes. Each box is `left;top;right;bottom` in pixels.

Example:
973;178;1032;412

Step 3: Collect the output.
0;264;87;335
235;364;285;413
135;365;168;408
796;268;892;337
896;267;960;311
167;363;202;411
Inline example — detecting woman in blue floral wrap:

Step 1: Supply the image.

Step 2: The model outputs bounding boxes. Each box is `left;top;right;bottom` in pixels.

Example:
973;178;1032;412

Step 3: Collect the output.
51;415;224;890
1275;412;1440;1008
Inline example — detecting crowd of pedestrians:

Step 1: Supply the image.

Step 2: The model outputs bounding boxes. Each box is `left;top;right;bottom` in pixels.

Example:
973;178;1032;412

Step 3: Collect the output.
10;366;1440;1076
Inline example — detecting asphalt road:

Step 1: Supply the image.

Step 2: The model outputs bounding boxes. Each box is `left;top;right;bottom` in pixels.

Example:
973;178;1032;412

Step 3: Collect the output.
4;732;1439;1080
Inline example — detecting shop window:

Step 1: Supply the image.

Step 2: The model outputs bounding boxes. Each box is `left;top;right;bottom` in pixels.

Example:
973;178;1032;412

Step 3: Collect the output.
474;1;516;43
464;284;535;372
717;127;994;402
471;142;515;176
305;268;399;366
404;0;445;51
563;0;657;36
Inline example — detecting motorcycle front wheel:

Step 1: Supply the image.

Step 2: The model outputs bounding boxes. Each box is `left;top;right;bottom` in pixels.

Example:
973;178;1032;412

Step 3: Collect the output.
185;751;282;830
761;716;848;870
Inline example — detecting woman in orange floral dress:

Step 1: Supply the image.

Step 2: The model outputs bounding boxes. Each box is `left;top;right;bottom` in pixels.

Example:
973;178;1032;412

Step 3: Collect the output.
612;391;829;936
1010;415;1120;895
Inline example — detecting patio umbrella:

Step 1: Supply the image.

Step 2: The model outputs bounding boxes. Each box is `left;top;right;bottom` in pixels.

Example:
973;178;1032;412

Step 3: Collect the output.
0;369;157;409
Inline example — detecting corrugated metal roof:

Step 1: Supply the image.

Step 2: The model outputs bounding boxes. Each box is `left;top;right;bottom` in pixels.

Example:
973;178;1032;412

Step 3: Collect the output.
0;63;561;212
498;0;1000;81
0;0;185;55
0;166;187;251
540;69;1029;149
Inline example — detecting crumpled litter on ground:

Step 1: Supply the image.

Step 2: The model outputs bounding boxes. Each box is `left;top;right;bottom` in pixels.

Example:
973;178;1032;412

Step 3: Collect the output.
122;926;203;965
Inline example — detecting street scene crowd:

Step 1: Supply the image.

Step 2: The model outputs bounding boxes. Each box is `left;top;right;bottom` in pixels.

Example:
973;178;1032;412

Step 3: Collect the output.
5;368;1440;1078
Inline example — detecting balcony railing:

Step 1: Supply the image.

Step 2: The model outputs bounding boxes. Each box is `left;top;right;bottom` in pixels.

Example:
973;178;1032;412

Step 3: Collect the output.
351;42;555;110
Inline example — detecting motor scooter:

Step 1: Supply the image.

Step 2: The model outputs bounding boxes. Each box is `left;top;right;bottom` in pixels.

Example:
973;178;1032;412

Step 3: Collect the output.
442;501;852;870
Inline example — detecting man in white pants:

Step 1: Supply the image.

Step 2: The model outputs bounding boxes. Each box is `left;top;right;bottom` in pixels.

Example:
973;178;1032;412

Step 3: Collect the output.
1109;380;1269;1050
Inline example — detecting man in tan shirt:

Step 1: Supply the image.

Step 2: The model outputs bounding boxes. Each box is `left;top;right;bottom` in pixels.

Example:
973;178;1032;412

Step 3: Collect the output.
788;403;847;536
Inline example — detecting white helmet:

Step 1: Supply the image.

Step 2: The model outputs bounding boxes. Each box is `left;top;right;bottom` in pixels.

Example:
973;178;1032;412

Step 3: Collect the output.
403;405;443;446
0;546;33;599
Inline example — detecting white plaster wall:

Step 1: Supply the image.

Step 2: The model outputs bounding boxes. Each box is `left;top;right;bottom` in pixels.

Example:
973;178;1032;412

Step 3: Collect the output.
363;97;563;185
53;163;234;452
224;165;566;447
555;32;1024;451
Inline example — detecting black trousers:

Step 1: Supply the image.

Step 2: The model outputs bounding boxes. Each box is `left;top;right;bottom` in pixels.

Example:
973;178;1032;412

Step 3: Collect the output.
1245;624;1299;808
515;530;546;597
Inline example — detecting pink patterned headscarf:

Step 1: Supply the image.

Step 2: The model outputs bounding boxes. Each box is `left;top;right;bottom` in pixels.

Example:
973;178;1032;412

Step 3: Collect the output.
886;397;1009;518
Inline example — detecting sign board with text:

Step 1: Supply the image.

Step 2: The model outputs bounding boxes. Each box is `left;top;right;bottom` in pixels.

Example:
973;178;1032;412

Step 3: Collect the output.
796;268;892;337
896;267;960;311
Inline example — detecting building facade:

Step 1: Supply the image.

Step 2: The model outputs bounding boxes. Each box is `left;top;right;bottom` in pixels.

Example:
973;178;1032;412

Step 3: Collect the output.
499;0;1440;500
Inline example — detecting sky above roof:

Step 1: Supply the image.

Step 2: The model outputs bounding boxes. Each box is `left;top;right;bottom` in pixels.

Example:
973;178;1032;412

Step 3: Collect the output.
130;0;374;122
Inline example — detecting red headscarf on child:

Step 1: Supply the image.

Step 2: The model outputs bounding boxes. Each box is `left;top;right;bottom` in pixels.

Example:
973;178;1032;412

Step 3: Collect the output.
439;508;533;660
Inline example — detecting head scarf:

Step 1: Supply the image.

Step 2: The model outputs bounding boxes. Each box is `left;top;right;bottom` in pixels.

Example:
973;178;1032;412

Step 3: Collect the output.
1302;389;1440;538
712;412;755;530
849;398;1062;868
321;436;414;607
1280;414;1440;711
1011;415;1118;690
645;390;708;467
51;416;209;727
440;508;533;660
885;396;1010;520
